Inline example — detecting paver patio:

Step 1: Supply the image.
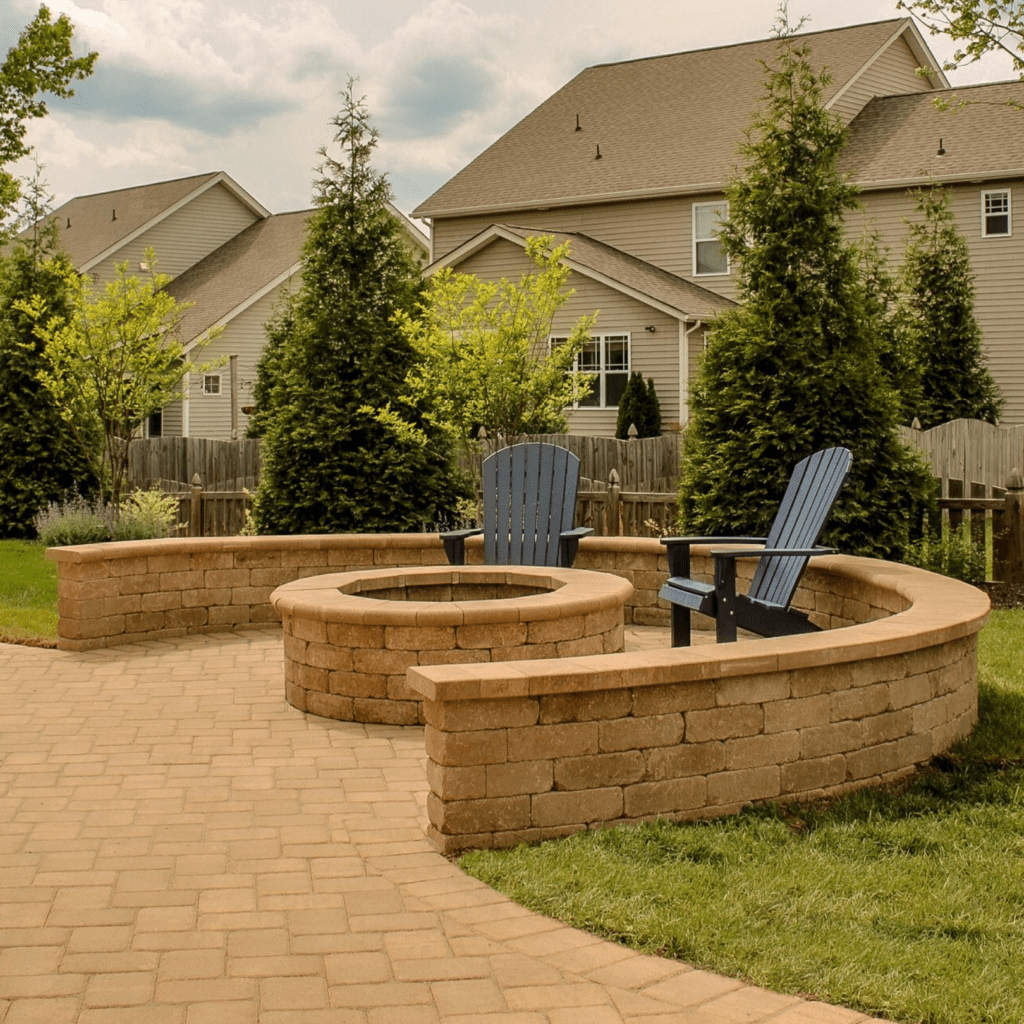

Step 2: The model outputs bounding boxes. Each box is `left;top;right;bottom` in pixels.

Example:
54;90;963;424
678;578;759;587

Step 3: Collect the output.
0;627;876;1023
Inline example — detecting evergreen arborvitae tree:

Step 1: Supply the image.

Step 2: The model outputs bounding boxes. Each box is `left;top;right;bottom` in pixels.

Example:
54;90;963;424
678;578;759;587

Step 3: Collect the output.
679;27;933;560
0;212;96;536
615;372;663;438
253;82;462;534
245;292;294;440
900;186;1002;428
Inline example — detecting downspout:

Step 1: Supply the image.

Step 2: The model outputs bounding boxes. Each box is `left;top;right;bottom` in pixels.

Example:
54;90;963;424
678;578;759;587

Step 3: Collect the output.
679;318;703;427
182;371;190;438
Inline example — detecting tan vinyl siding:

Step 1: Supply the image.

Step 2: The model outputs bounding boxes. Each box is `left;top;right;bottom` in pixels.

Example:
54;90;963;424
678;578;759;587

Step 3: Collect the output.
856;181;1024;425
183;280;297;440
88;184;262;284
829;37;929;124
162;399;183;438
452;238;682;437
434;193;740;303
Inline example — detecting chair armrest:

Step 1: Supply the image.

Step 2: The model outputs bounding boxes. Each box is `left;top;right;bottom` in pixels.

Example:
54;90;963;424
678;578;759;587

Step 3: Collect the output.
440;528;483;566
558;527;593;568
660;536;766;578
708;546;837;560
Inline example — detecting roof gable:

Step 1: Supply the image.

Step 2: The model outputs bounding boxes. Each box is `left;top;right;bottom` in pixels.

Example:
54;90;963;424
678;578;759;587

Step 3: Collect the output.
414;19;943;219
41;171;270;271
429;224;736;321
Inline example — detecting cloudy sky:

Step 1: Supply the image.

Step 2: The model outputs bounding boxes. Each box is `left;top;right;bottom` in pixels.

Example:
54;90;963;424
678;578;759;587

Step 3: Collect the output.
3;0;1018;221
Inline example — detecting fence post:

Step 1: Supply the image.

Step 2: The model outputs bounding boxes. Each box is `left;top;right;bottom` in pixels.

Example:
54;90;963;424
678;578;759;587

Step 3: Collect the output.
607;469;621;536
1004;469;1024;586
190;474;203;539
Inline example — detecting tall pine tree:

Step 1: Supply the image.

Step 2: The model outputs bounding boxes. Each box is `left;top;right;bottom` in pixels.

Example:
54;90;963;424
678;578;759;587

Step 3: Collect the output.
0;195;96;537
679;24;932;559
900;185;1002;428
253;82;462;534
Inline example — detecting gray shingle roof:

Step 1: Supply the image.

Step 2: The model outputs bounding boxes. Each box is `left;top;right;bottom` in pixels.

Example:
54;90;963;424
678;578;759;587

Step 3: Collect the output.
414;20;933;218
842;80;1024;186
164;209;311;343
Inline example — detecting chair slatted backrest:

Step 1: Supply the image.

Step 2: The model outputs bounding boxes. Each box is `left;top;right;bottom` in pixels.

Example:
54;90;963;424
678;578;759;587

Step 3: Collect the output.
481;443;580;566
750;447;853;608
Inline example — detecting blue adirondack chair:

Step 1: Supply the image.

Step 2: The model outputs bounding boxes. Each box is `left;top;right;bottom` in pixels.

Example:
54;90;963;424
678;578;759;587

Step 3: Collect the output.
442;443;593;567
659;447;852;645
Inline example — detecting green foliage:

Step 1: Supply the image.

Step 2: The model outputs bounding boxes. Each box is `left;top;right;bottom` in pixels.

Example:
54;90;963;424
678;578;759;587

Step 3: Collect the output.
0;5;96;237
253;81;464;535
897;0;1024;77
112;488;181;541
615;372;662;438
903;522;986;583
678;24;934;560
0;178;97;537
33;492;114;546
17;248;220;508
376;236;595;465
900;186;1003;428
245;291;293;440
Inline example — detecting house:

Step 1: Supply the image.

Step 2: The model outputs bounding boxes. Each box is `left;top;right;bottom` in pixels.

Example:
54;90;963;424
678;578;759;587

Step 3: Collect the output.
414;18;1024;431
38;172;429;439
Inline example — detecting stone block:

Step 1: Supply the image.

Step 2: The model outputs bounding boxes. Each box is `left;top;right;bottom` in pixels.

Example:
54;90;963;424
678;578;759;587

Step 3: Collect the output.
724;731;799;771
556;635;605;658
645;741;725;781
763;694;830;734
419;648;491;666
780;755;846;795
685;705;763;743
304;642;354;673
118;573;162;595
328;671;387;699
425;726;508;766
326;622;385;648
353;696;420;726
99;594;143;617
352;648;418;676
860;709;913;747
183;587;229;608
234;550;282;569
433;794;531;835
602;624;625;653
800;719;863;759
289;616;327;644
706;765;780;807
108;555;150;577
385;625;456;651
124;612;164;634
190;551;234;570
830;682;890;723
386;675;420;701
285;680;307;712
141;590;182;612
61;560;111;582
164;607;208;630
489;642;559;661
427;760;486;801
249;568;296;588
623;777;706;817
539;690;631;724
789;663;855;698
205;569;249;589
888;674;932;711
486;760;553;798
528;615;584;644
457;622;527;649
208;605;250;626
632;681;715;717
554;751;645;790
292;663;329;694
598;713;684;752
423;697;539;732
531;787;623;828
584;605;622;636
507;721;599;762
305;691;352;720
715;673;791;707
283;633;307;664
159;570;205;592
845;740;902;782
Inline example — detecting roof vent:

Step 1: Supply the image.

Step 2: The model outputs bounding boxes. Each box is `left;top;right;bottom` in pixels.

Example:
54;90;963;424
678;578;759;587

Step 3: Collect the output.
595;144;602;160
937;137;946;157
66;218;70;229
112;208;117;220
575;114;582;132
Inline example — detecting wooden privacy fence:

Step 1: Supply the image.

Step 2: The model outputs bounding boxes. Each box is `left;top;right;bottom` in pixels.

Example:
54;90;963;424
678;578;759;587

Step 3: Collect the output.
576;470;678;538
166;476;253;539
128;437;262;492
900;419;1024;493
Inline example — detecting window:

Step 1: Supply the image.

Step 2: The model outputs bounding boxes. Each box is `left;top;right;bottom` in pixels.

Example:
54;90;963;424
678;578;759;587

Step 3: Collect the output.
982;190;1011;237
552;334;630;408
693;201;729;275
203;374;222;395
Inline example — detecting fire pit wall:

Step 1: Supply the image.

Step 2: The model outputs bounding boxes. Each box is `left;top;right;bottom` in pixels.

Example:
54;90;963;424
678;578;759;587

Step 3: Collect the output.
47;535;988;857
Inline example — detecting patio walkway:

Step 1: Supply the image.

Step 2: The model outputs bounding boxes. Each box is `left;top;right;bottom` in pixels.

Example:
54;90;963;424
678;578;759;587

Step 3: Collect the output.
0;628;874;1024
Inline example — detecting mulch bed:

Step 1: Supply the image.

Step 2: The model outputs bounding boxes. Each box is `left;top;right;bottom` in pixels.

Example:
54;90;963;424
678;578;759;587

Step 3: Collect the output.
0;634;57;649
978;582;1024;610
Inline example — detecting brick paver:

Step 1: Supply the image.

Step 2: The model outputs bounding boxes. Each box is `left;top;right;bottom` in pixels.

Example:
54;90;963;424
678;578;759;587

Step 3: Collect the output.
0;630;875;1023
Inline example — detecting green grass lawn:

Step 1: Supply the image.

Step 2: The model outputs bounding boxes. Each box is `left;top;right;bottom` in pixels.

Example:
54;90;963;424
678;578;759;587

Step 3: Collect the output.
462;609;1024;1024
0;539;58;642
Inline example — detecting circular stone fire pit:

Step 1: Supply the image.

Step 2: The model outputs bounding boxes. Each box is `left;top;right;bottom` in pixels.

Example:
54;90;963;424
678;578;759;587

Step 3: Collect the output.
272;565;634;725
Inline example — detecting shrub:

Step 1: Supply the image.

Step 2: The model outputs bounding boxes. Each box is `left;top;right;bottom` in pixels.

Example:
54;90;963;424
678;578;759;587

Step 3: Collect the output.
903;523;985;585
113;488;180;541
615;372;662;439
34;493;114;546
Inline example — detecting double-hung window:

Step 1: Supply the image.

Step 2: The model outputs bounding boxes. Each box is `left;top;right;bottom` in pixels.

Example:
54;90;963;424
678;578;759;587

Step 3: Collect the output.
203;374;222;396
693;201;729;275
982;189;1011;237
552;333;630;408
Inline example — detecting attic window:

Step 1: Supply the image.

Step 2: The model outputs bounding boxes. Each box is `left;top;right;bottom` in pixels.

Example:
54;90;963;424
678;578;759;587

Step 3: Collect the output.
982;190;1011;237
693;201;729;275
203;374;222;396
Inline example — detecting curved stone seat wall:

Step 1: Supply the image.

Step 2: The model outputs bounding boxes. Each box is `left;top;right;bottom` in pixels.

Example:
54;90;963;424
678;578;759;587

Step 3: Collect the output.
47;536;988;856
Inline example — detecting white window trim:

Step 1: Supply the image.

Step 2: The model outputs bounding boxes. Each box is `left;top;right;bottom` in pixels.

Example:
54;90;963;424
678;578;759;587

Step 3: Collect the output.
551;333;631;409
203;373;222;396
982;188;1011;238
692;200;730;276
